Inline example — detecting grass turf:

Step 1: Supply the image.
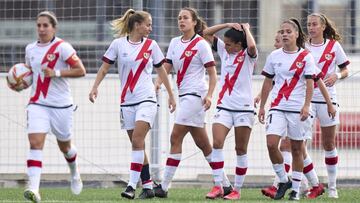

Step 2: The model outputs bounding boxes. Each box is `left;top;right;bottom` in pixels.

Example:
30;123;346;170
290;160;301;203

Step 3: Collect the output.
0;187;359;202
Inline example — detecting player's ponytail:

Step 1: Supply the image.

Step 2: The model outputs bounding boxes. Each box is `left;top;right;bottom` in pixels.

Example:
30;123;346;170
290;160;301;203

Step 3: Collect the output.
111;9;150;38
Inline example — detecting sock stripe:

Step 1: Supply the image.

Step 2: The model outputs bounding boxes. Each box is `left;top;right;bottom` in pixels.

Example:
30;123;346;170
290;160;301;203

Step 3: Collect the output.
166;158;180;167
236;167;247;175
284;164;290;173
325;157;338;165
65;154;77;163
27;160;42;168
303;163;314;174
130;162;143;172
210;161;224;170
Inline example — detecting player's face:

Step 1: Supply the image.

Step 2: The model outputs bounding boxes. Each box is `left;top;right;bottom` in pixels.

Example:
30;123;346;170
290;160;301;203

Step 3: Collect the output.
223;37;241;54
307;16;325;40
280;23;298;47
178;10;196;34
137;16;152;38
37;16;56;43
274;32;282;49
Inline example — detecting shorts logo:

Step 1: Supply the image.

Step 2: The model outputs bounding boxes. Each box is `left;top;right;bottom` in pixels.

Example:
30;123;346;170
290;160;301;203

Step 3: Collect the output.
296;62;304;68
47;54;56;62
143;52;150;59
237;56;244;63
325;54;333;60
185;51;193;57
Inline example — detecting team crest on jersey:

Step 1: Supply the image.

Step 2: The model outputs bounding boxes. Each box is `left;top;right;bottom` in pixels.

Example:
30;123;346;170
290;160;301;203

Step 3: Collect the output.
237;56;244;63
47;54;56;62
325;54;333;60
185;51;193;57
296;62;304;68
143;52;150;59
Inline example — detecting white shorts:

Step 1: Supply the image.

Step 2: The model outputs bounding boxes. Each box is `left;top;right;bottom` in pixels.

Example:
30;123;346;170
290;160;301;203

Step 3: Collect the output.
175;94;206;128
120;102;158;130
265;110;313;141
311;102;340;127
213;108;255;129
27;104;74;141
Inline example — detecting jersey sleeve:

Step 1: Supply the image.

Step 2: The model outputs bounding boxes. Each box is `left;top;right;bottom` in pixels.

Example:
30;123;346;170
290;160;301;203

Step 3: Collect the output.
304;54;316;79
261;53;275;78
212;36;226;61
60;42;78;67
151;40;165;68
25;44;31;67
198;40;215;68
102;40;118;64
334;41;350;69
165;38;175;64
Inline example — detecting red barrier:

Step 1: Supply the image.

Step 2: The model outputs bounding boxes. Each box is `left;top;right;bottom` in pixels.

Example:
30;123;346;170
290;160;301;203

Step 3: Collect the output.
311;112;360;149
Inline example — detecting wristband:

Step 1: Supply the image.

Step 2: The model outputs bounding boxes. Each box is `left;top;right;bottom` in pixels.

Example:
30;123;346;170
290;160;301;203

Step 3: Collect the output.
336;72;341;80
55;70;61;77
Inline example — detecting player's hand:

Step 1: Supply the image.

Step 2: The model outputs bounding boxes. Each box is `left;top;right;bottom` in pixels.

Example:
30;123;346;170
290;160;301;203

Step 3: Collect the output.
89;88;98;103
227;23;242;31
327;104;337;119
258;107;266;124
324;73;337;87
168;95;176;113
42;67;55;78
300;105;310;121
241;23;250;30
203;95;212;111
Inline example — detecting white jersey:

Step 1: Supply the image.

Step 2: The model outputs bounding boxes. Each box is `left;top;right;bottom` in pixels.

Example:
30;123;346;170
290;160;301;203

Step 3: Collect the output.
212;37;257;111
25;37;79;107
166;34;215;96
306;39;349;102
103;36;164;105
262;48;316;112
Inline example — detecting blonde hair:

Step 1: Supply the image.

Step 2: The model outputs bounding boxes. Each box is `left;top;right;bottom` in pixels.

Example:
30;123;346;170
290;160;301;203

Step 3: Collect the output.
37;11;58;28
111;9;150;38
308;13;341;41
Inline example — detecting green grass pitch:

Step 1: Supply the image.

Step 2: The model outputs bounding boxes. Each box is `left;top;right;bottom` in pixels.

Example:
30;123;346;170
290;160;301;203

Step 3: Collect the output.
0;188;359;202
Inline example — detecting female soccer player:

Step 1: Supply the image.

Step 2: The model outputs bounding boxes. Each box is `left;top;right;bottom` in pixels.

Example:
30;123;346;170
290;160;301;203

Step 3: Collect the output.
153;7;233;198
89;9;176;199
258;18;316;201
202;22;257;200
306;13;350;199
23;11;86;203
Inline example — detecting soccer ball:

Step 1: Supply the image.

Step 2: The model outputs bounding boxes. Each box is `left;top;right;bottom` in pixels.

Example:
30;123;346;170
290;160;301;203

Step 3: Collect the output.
7;63;33;91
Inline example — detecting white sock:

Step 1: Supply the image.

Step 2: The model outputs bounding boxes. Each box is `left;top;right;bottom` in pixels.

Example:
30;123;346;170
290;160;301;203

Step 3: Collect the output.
325;149;338;189
234;154;248;191
281;151;292;174
273;163;288;183
303;155;319;187
161;153;181;191
64;145;79;179
27;150;43;191
291;171;303;193
128;150;144;189
208;149;224;186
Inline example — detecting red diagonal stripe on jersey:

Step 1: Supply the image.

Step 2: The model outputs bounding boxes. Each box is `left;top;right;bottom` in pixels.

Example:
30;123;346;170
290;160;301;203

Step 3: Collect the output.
176;37;202;87
120;39;152;103
217;50;246;105
271;50;309;108
30;40;63;103
314;40;336;88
